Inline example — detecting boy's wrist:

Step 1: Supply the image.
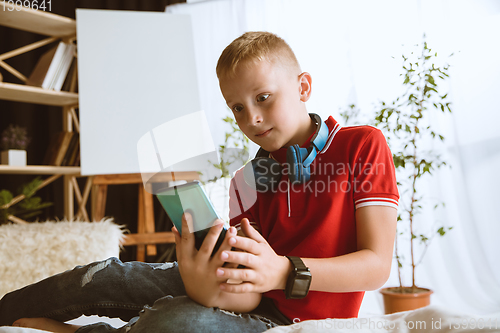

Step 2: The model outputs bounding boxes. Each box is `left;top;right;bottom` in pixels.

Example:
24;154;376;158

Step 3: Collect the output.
278;255;293;290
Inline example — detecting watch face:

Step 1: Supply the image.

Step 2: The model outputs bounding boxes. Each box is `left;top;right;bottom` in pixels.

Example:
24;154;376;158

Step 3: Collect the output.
290;271;312;298
292;278;311;296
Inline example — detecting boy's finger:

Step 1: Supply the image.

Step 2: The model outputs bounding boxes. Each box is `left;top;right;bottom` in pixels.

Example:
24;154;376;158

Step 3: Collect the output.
240;218;266;243
220;227;238;267
181;212;195;246
198;219;225;257
220;226;237;252
220;249;258;269
226;233;262;256
172;226;184;258
219;280;255;294
172;226;182;246
217;265;256;282
220;282;255;294
172;226;180;238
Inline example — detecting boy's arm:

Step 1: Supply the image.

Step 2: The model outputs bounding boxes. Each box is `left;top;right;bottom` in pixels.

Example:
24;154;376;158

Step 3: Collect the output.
216;205;397;293
302;205;397;292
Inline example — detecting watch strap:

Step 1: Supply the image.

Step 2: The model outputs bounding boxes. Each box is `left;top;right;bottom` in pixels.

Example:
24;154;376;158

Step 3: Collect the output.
285;256;311;299
286;256;308;271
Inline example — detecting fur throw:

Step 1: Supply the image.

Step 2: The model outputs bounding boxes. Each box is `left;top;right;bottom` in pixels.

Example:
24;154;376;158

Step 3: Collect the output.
0;219;125;298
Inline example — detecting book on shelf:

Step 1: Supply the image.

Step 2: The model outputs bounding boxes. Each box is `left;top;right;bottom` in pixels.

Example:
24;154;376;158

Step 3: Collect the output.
53;132;74;166
69;143;80;166
26;43;62;89
72;146;80;166
43;132;65;165
61;58;78;92
51;43;76;91
61;133;79;166
26;41;76;91
43;131;75;166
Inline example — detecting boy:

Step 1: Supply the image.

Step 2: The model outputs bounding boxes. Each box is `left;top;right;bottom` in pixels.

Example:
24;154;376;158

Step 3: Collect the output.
1;32;398;332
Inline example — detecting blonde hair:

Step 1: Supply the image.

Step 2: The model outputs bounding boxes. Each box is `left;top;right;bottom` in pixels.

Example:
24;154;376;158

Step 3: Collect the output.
216;31;301;79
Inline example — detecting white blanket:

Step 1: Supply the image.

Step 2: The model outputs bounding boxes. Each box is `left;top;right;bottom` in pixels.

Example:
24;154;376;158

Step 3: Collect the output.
1;306;499;333
267;306;500;333
0;328;47;333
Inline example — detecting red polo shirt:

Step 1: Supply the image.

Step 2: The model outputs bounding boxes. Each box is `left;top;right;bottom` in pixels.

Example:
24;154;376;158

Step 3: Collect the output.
229;116;399;321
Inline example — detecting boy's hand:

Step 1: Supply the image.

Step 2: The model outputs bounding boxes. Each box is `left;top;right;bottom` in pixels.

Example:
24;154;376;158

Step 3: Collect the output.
173;212;237;307
216;218;291;294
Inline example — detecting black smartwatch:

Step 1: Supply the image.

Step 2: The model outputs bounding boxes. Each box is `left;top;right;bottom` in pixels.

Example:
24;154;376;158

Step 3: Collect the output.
284;256;312;299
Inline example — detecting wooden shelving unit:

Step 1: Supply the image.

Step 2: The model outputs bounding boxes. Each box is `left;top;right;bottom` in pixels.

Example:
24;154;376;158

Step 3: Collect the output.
0;4;85;222
0;82;78;106
0;2;76;36
0;165;80;175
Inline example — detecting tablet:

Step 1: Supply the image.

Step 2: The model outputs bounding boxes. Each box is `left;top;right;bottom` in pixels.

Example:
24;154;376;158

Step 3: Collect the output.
156;181;226;254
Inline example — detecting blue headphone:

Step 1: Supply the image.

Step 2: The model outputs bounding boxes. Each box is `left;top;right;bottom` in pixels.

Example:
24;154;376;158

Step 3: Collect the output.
243;113;329;192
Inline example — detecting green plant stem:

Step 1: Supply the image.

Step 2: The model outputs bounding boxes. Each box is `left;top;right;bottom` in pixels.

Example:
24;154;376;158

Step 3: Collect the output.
396;233;403;291
410;65;426;292
410;135;418;292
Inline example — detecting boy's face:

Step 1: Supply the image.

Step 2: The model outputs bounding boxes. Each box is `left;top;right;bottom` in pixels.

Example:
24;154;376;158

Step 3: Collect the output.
219;59;313;152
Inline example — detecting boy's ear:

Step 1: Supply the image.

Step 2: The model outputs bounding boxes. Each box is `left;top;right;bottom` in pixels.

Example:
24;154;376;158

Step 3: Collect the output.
298;72;312;102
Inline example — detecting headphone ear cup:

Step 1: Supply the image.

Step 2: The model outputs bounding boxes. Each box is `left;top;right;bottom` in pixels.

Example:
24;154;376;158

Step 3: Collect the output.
287;145;310;184
243;157;282;192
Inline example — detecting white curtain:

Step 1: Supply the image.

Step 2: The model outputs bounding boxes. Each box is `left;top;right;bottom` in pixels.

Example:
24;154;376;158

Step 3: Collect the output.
166;0;500;316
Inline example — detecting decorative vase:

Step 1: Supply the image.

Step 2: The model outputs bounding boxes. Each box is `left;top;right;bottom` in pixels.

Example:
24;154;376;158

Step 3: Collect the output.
1;149;27;166
380;287;433;314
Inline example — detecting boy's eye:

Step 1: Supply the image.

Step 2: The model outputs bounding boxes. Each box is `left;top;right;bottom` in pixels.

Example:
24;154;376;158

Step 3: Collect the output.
257;94;269;102
232;105;244;113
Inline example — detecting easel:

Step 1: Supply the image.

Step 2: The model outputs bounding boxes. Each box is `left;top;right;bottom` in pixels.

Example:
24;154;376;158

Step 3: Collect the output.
91;172;199;262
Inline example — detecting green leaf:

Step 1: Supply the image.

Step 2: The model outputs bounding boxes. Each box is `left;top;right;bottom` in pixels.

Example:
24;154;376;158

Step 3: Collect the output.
20;177;44;198
19;210;43;219
420;234;429;243
428;75;435;86
0;190;13;206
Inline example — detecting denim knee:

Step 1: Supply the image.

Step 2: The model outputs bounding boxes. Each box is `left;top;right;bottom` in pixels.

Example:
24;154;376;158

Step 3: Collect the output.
0;257;186;327
128;296;276;333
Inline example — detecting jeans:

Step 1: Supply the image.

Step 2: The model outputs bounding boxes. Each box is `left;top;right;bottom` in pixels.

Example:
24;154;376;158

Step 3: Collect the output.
0;257;291;332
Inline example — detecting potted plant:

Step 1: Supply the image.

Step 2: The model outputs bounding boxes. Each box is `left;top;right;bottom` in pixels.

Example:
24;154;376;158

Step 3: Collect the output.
1;124;31;166
341;39;453;314
0;177;53;225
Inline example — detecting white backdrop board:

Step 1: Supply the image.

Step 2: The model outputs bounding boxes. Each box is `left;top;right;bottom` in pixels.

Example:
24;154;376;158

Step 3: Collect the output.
76;9;203;175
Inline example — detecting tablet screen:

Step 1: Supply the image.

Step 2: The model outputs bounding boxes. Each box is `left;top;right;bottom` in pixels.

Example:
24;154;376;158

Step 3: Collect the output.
156;181;220;235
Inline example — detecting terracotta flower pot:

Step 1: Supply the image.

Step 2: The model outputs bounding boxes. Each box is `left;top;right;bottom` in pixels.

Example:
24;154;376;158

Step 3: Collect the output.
380;287;433;314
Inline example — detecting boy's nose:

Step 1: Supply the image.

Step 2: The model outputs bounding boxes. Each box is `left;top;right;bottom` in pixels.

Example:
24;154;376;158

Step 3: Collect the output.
246;107;263;126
